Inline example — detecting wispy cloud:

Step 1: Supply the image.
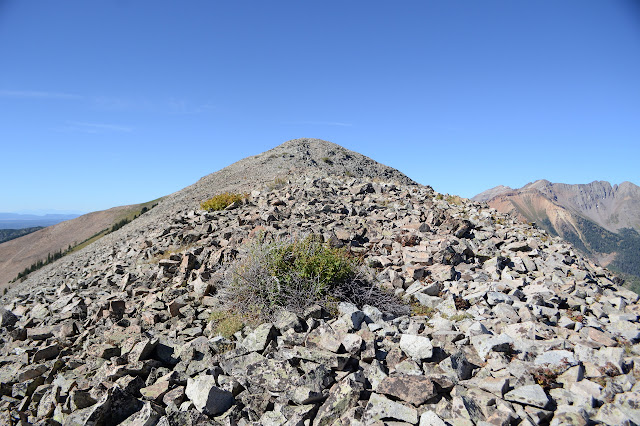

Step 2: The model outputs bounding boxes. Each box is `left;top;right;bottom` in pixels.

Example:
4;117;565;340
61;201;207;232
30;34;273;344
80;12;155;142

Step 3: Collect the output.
0;89;82;100
62;121;133;133
0;90;214;116
284;121;353;127
93;96;215;115
166;98;215;115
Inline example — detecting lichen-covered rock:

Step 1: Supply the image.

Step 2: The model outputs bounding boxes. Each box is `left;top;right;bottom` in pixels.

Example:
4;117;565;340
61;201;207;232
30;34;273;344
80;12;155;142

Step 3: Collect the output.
364;392;418;424
377;375;437;406
314;373;364;426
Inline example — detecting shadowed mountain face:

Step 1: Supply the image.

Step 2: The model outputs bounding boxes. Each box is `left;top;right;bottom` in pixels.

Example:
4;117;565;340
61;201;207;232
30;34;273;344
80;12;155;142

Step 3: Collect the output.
3;138;640;424
474;180;640;289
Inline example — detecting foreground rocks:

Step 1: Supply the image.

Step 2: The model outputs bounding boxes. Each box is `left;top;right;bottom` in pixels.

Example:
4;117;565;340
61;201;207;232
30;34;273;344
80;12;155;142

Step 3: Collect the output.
2;150;640;424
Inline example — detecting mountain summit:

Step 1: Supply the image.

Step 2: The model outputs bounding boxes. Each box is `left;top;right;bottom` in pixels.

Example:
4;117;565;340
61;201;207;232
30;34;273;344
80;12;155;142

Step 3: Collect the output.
161;137;416;209
2;140;640;424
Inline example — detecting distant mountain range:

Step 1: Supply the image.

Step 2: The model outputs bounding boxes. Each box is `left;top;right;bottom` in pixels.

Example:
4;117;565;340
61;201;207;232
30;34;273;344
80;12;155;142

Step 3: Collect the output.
0;212;82;229
474;180;640;290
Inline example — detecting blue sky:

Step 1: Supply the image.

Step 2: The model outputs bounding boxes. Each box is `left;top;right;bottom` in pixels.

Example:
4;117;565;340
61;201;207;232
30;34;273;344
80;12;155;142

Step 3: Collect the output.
1;1;639;212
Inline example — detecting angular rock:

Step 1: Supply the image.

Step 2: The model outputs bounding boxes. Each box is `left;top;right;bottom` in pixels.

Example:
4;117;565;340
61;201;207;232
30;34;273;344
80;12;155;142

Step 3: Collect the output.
241;323;277;352
504;384;550;409
0;308;18;328
399;334;433;361
364;392;418;424
377;375;437;406
119;401;163;426
185;374;233;416
314;373;364;426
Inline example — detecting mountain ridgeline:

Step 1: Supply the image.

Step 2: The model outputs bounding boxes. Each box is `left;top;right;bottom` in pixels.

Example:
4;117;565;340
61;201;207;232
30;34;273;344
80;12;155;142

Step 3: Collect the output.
473;180;640;291
2;139;640;424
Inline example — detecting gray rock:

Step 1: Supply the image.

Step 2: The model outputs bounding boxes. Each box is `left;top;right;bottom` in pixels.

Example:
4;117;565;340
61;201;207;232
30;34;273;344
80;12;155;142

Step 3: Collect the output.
504;384;550;408
487;291;513;305
420;410;447;426
314;373;364;426
377;375;437;406
185;374;233;416
471;333;514;360
241;323;277;352
534;350;578;367
440;351;473;380
399;334;433;361
364;392;419;424
119;401;163;426
0;308;18;328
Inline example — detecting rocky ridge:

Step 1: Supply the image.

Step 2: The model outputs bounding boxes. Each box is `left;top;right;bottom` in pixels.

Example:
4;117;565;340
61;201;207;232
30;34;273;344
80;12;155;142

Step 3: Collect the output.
2;140;640;425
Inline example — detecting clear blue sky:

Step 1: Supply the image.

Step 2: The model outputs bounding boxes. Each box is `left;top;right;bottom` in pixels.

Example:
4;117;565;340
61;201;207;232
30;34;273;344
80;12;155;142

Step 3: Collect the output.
1;0;639;212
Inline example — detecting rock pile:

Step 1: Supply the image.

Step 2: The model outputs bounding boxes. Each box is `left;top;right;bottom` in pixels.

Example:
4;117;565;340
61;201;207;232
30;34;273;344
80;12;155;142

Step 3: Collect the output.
2;140;640;425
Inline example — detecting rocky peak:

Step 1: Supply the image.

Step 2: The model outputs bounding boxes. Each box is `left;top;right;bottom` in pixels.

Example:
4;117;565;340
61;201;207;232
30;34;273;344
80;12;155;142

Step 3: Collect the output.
2;141;640;425
471;185;513;203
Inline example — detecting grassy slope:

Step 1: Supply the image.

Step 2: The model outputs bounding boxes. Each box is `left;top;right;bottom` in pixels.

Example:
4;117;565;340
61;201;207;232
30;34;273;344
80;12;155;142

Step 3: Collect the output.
68;198;162;254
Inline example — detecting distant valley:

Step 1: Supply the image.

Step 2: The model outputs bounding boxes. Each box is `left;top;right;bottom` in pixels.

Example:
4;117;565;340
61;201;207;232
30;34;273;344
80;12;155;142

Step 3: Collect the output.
474;180;640;291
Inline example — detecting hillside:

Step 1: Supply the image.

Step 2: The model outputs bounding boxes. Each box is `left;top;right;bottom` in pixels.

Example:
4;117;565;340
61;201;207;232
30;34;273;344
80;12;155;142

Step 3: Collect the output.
0;227;43;245
0;200;159;289
474;180;640;291
1;139;640;424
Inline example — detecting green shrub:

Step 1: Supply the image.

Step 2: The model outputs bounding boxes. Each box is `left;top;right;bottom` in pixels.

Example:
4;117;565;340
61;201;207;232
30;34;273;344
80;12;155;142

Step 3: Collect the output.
222;234;407;320
321;157;333;165
200;192;247;211
208;310;244;339
267;235;355;293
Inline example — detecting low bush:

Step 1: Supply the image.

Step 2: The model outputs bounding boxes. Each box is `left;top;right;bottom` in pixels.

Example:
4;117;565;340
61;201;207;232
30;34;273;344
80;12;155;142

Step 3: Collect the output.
208;310;244;339
221;234;407;321
200;193;247;211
